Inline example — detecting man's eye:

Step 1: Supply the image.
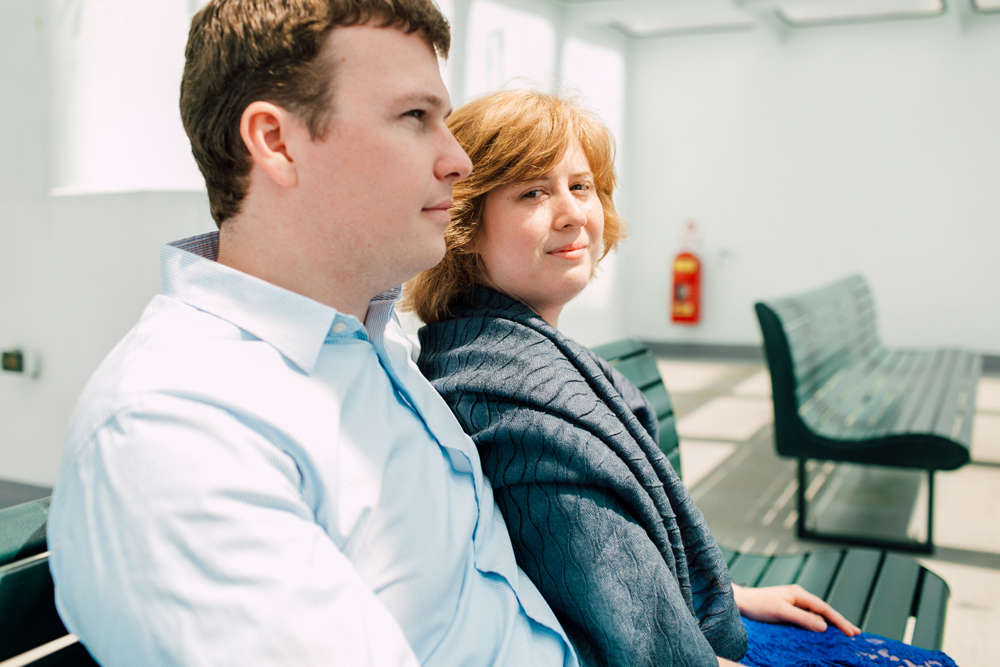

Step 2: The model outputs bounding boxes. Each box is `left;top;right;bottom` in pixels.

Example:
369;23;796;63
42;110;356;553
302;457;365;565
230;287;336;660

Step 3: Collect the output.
404;109;426;120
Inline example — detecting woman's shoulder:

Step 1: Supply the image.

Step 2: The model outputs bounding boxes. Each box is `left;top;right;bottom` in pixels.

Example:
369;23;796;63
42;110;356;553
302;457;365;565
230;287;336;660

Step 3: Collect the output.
417;287;555;368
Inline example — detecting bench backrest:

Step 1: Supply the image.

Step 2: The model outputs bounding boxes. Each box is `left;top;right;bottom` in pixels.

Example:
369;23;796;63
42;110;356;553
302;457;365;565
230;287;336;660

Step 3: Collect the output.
590;338;682;479
754;275;884;442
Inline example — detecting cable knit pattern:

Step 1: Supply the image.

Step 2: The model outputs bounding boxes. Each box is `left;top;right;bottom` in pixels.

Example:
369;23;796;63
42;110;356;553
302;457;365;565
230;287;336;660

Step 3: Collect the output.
417;287;747;667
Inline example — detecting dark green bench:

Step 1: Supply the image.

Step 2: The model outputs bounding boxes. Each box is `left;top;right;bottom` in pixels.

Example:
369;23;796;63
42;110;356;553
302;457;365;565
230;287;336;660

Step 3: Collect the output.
754;275;981;553
0;498;98;666
591;337;950;650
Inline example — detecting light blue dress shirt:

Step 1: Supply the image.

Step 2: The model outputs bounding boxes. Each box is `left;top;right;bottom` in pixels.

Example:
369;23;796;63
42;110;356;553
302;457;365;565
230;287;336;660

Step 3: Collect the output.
49;232;578;667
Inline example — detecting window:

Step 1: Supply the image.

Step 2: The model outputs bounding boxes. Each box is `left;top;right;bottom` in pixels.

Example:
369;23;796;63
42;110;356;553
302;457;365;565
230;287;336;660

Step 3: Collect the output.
464;0;556;99
48;0;205;194
560;37;626;154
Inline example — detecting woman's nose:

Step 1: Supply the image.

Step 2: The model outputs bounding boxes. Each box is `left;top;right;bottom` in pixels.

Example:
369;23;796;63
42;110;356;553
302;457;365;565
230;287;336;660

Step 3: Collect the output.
553;190;588;229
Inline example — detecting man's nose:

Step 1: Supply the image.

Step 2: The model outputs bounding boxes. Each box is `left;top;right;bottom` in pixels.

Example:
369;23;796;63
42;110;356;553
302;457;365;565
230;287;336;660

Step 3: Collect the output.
437;131;473;182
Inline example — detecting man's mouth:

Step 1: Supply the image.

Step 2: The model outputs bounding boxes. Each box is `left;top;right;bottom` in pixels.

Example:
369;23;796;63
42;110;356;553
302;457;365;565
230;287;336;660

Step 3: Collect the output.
422;200;453;223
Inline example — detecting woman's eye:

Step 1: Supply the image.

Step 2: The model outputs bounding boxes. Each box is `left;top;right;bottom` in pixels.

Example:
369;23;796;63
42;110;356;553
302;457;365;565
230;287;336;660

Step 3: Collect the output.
571;182;592;191
522;189;543;199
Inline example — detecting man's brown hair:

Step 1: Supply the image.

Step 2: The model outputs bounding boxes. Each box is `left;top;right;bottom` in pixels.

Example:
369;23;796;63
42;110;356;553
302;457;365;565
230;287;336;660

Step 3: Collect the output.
180;0;450;226
401;89;627;325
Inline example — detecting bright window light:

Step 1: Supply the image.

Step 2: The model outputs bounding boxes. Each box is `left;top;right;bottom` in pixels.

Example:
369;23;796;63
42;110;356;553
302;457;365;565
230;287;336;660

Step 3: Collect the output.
615;9;755;37
972;0;1000;10
464;0;556;100
48;0;205;195
560;38;625;150
777;0;945;25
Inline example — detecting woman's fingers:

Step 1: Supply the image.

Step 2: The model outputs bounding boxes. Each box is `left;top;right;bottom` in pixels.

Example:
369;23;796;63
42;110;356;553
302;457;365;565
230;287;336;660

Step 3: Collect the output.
790;588;861;636
778;603;828;633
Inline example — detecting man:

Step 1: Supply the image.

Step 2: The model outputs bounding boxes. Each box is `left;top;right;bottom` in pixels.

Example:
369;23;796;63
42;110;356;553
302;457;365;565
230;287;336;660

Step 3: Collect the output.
48;1;578;665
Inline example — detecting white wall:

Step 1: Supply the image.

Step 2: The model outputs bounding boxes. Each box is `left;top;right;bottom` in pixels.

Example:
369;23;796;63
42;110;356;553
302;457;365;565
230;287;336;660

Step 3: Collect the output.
0;1;215;486
621;12;1000;354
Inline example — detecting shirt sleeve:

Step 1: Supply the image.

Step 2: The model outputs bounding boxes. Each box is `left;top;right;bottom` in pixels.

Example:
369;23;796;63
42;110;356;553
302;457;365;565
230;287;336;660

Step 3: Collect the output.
48;394;422;667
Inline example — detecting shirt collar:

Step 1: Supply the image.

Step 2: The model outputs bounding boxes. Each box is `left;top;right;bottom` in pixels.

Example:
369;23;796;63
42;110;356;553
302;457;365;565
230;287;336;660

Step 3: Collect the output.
162;232;401;374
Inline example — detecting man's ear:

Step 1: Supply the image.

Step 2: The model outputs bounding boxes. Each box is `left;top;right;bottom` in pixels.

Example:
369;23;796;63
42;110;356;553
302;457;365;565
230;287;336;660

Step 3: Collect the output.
240;101;300;189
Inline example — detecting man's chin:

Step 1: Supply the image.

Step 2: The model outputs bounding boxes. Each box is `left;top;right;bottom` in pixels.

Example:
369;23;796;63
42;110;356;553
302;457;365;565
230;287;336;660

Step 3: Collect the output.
396;243;447;285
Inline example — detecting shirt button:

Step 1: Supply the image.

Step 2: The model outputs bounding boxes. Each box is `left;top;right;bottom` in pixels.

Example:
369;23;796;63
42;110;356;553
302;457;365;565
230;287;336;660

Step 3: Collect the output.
332;322;347;334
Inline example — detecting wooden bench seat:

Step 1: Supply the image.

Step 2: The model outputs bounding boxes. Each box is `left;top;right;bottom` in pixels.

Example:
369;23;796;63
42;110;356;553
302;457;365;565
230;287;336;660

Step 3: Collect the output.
754;275;982;552
591;337;950;651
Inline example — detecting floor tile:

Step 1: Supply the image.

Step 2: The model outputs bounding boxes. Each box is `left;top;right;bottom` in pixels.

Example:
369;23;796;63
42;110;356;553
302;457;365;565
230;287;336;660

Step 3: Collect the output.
677;396;774;441
971;413;1000;463
976;376;1000;413
934;465;1000;554
732;370;771;397
679;439;737;487
656;360;734;394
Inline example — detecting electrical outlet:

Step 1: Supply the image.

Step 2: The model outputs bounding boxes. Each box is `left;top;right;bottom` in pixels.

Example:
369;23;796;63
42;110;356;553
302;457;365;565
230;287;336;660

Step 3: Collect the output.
1;349;41;378
2;350;23;372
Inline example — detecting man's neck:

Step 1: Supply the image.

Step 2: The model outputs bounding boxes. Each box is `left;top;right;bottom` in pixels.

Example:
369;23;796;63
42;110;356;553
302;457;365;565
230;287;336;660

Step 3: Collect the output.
216;218;374;323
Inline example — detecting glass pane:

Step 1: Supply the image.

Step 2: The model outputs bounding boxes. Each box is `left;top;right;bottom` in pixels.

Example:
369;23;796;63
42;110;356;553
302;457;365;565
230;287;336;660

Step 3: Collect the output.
464;0;555;100
49;0;204;194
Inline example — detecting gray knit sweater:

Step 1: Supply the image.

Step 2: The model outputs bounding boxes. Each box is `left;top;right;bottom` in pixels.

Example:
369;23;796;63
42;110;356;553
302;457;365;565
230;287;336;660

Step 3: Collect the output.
417;287;747;667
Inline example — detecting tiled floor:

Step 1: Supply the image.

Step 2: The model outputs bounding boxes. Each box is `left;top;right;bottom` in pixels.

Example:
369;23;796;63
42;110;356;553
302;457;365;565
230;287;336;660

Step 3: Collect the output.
664;357;1000;667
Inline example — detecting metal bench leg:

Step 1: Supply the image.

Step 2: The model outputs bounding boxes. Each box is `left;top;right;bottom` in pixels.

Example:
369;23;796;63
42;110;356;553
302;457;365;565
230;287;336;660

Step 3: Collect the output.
796;458;934;554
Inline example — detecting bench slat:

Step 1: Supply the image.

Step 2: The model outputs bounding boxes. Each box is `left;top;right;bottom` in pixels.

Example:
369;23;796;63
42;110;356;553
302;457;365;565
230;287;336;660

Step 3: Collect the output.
0;498;50;568
21;638;99;666
932;351;979;440
757;554;806;587
643;383;674;422
812;354;893;433
825;549;882;627
955;355;984;445
898;349;953;433
727;553;772;587
612;352;663;392
860;553;921;640
590;338;647;363
794;550;843;599
0;555;71;663
910;569;949;650
808;352;898;437
842;350;925;438
929;351;969;438
718;547;738;567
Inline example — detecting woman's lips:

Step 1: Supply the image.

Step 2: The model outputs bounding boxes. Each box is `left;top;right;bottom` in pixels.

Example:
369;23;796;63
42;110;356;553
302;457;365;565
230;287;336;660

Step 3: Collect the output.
548;243;587;260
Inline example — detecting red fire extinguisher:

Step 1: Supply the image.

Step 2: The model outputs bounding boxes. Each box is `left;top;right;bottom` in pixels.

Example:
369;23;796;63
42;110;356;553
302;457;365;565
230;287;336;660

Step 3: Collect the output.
671;251;701;325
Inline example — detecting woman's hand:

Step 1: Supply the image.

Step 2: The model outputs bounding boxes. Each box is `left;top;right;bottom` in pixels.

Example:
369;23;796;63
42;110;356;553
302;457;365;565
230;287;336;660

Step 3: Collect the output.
732;584;861;637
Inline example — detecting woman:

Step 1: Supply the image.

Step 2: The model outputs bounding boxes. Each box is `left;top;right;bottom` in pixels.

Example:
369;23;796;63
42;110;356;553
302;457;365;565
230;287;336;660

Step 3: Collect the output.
402;90;857;667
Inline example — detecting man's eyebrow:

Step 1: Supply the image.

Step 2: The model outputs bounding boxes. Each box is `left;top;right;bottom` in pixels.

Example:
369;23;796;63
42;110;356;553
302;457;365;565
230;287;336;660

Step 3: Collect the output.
395;93;447;112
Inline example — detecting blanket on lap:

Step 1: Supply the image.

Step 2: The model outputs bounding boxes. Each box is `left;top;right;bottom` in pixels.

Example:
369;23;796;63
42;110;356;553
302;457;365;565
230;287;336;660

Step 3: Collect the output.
417;287;746;667
739;618;958;667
